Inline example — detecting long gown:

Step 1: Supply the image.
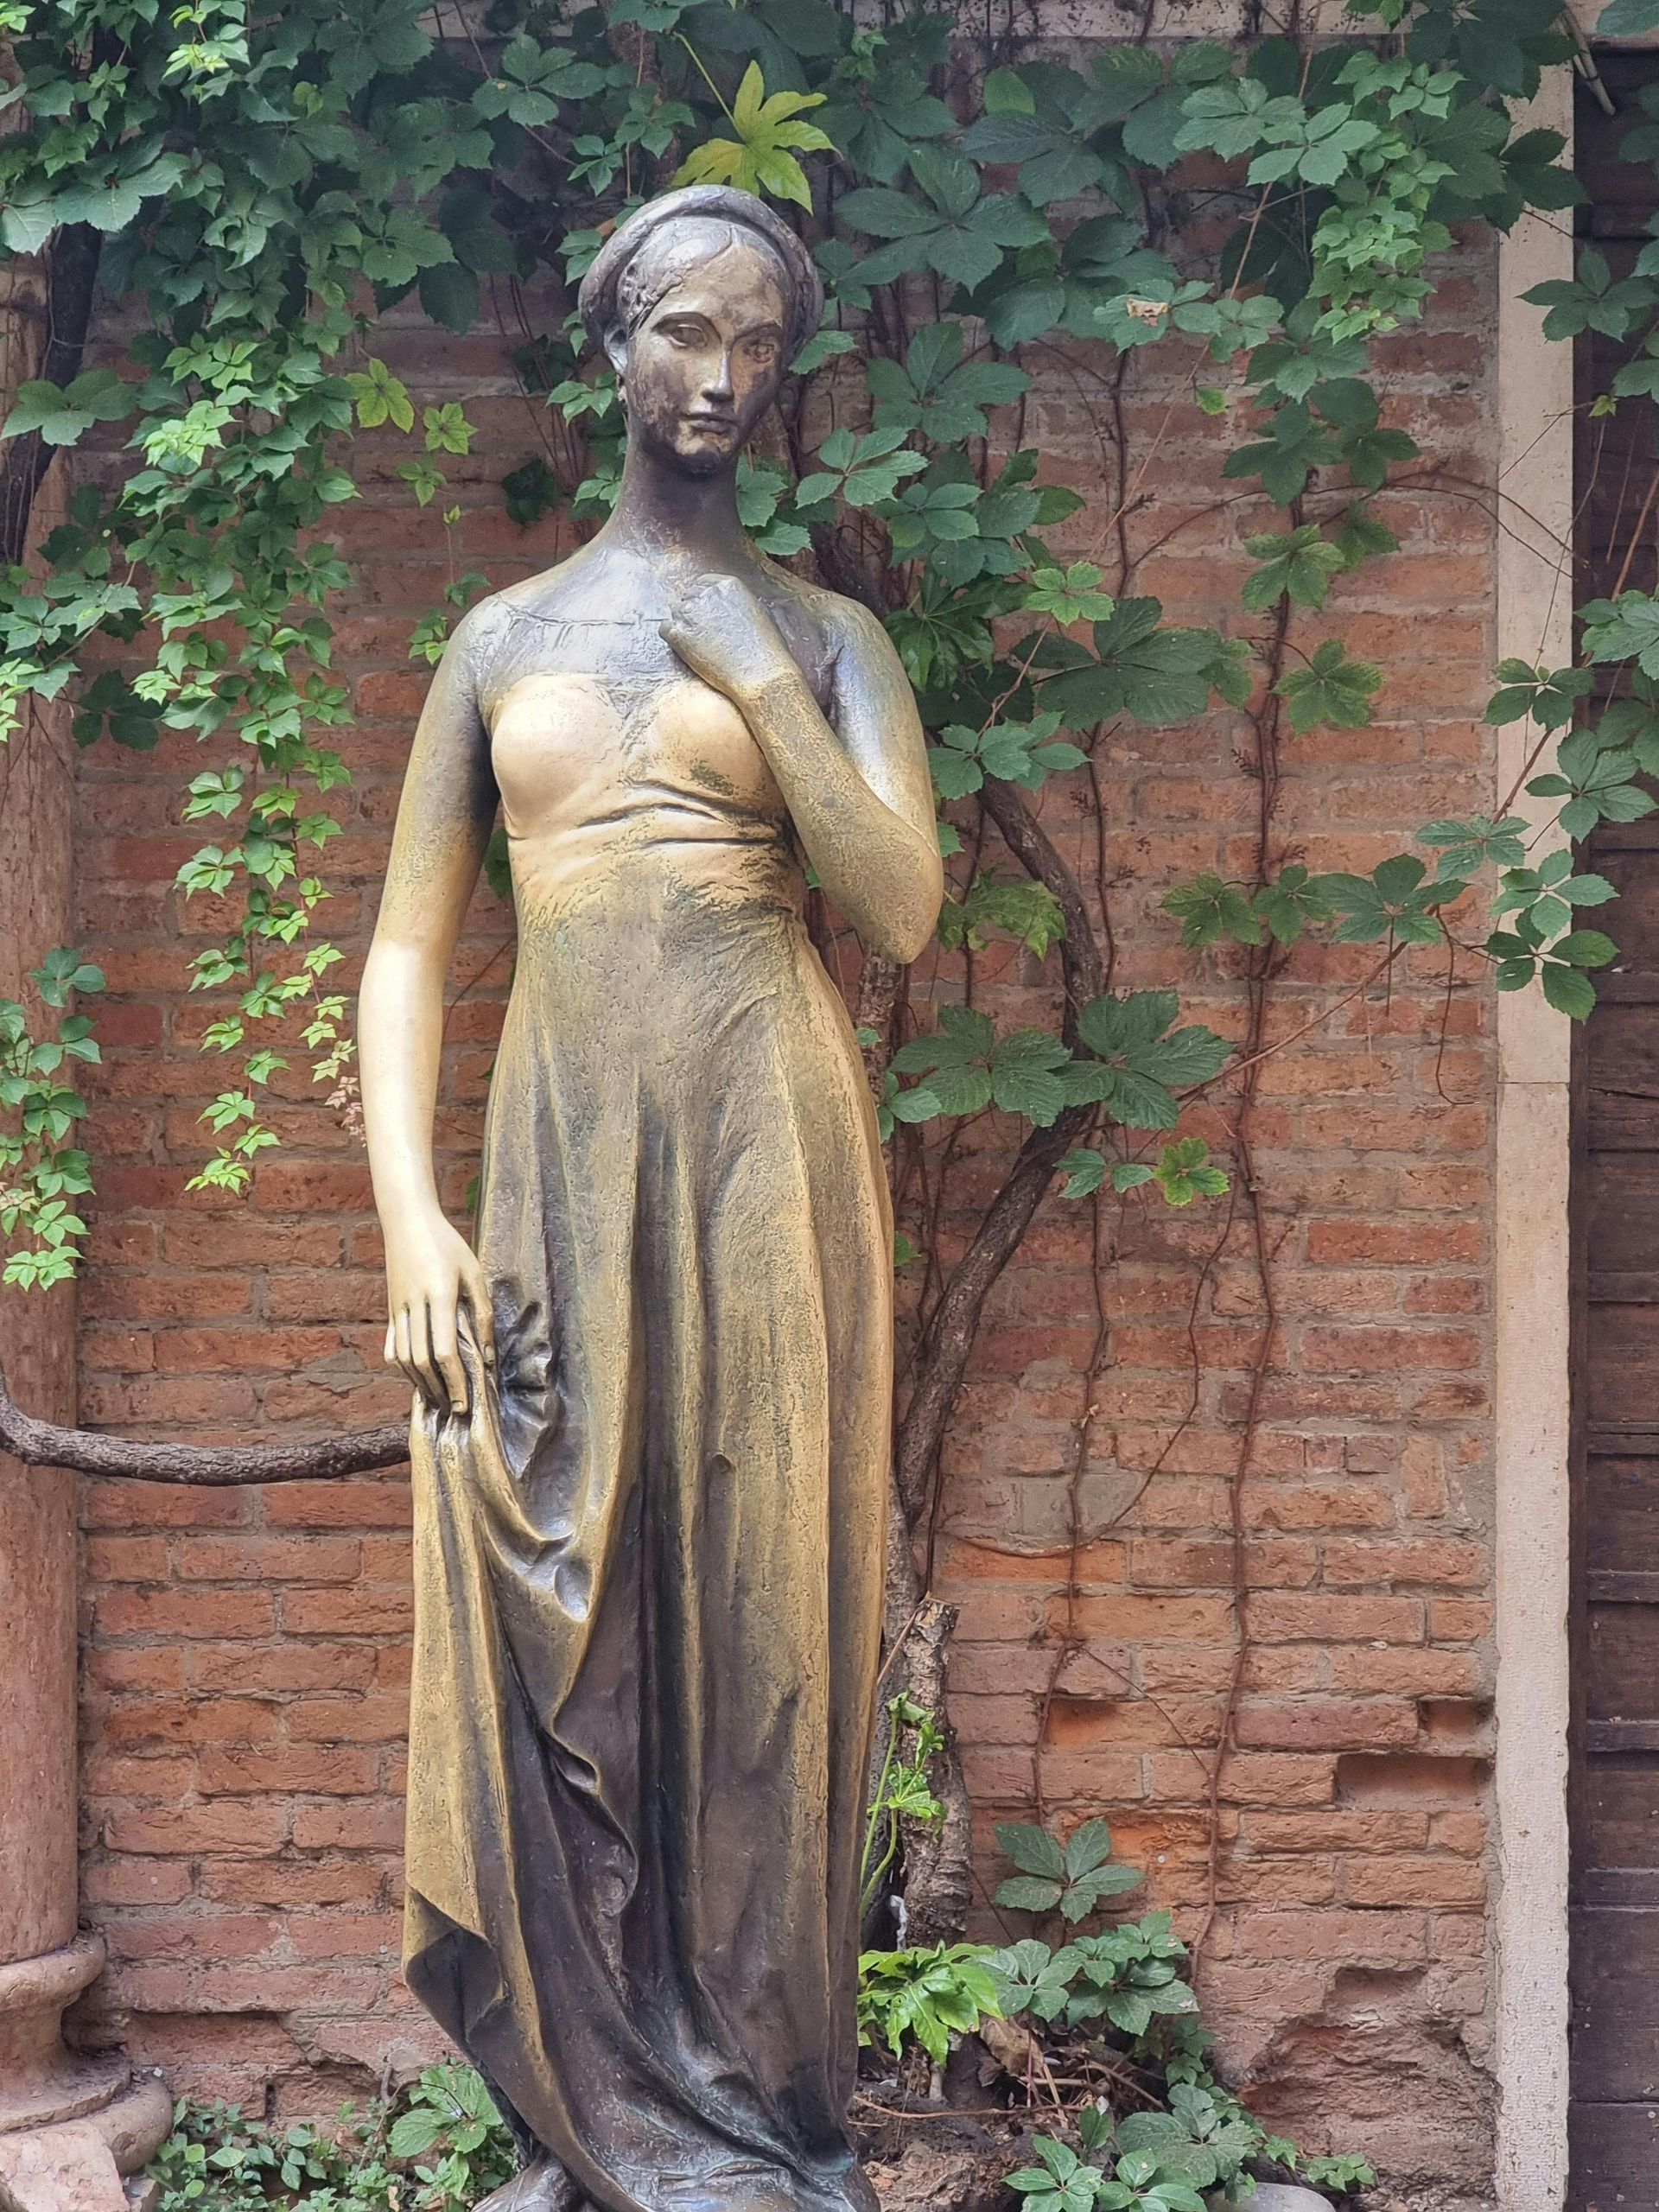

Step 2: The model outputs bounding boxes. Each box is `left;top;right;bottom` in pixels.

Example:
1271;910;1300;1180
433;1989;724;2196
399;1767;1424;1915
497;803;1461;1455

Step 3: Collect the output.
399;582;892;2212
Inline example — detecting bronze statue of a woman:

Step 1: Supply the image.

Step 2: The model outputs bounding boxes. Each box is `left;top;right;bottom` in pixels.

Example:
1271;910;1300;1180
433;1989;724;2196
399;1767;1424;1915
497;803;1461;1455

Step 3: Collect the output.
357;186;944;2212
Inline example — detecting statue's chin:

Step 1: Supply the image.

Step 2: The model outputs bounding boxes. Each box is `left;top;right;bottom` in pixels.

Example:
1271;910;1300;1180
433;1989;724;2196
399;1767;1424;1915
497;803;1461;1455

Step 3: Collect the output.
671;436;741;476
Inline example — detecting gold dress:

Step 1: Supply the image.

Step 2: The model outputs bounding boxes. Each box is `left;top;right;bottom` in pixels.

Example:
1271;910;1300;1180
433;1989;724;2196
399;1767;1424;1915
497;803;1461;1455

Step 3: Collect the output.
402;587;891;2212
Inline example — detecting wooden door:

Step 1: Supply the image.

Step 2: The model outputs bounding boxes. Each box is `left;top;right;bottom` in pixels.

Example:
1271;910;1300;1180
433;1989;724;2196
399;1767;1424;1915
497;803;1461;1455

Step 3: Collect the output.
1573;54;1659;2205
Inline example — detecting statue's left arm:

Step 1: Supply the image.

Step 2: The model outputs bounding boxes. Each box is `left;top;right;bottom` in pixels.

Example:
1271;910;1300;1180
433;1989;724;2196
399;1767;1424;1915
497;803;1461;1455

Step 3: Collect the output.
662;579;944;964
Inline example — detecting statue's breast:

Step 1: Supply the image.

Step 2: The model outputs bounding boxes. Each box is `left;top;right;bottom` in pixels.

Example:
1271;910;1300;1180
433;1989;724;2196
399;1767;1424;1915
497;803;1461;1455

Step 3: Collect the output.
488;664;787;844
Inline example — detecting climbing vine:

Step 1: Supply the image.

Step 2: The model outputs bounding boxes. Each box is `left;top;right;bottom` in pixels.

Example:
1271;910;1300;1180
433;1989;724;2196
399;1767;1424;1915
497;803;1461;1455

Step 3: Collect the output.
0;0;1655;2174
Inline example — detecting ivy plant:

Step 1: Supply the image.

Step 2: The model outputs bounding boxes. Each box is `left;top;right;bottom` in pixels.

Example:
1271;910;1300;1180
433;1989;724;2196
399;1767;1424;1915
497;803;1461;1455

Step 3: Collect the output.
0;949;103;1287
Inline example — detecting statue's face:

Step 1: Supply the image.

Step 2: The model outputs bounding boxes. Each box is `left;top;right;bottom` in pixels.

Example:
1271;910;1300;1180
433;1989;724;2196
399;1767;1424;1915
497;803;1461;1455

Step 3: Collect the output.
622;239;788;475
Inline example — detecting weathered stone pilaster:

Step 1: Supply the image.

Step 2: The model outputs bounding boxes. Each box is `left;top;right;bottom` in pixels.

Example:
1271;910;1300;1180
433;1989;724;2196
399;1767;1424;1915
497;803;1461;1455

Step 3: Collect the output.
0;253;170;2212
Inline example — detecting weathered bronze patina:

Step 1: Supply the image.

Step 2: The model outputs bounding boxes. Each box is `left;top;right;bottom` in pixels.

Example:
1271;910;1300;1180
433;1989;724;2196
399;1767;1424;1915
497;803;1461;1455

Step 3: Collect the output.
357;186;944;2212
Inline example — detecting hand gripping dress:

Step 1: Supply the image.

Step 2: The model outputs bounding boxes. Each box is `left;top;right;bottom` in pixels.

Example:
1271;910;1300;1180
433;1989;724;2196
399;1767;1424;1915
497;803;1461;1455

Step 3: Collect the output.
400;579;891;2212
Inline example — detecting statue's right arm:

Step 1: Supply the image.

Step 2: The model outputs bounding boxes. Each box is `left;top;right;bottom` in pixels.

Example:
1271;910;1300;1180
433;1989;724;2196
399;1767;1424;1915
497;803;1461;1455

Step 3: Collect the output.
358;606;501;1419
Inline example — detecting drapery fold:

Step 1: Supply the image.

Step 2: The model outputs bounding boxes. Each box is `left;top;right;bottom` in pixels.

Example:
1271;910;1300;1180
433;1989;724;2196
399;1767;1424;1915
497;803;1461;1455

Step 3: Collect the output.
403;831;891;2212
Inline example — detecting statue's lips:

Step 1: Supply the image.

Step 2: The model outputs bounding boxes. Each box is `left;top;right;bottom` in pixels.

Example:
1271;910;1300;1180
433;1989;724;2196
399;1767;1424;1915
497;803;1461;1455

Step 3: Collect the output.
681;413;738;432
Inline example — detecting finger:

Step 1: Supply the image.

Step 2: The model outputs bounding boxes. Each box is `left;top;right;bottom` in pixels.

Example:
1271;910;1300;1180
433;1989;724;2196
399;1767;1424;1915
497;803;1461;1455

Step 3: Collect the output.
405;1300;444;1412
384;1319;397;1370
429;1299;468;1418
464;1268;497;1371
391;1308;423;1405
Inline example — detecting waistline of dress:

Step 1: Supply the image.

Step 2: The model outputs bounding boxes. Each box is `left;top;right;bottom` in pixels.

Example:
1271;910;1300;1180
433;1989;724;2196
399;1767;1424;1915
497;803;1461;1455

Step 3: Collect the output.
509;832;810;931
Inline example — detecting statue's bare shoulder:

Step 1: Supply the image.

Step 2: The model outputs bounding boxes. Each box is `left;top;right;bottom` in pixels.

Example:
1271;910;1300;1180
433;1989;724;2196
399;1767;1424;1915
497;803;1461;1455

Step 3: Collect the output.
753;561;910;708
492;540;651;625
448;547;910;738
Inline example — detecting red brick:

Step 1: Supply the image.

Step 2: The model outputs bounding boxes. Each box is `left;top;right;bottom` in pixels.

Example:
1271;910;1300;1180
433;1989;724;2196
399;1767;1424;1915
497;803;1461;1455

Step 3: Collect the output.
82;1859;196;1907
286;1911;404;1959
1301;1326;1482;1374
1329;1647;1485;1695
106;1962;383;2012
198;1860;391;1908
182;1643;378;1694
1306;1218;1484;1266
291;1801;407;1851
151;1326;347;1373
1155;1753;1337;1808
175;1535;363;1584
83;1751;199;1798
197;1747;379;1796
1244;1484;1396;1532
1430;1598;1493;1642
279;1588;415;1637
82;1482;249;1530
1249;1594;1425;1643
1341;1855;1488;1908
1321;1537;1489;1588
1240;1811;1429;1853
1048;1594;1237;1640
261;1479;412;1528
103;1801;290;1855
86;1648;189;1694
285;1696;410;1744
1229;1908;1428;1966
95;1589;276;1639
85;1536;173;1581
108;1910;282;1962
1234;1699;1420;1752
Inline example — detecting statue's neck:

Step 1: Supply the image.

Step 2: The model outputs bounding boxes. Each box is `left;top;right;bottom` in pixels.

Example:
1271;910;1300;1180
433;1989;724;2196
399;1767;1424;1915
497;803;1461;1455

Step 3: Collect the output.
606;444;752;573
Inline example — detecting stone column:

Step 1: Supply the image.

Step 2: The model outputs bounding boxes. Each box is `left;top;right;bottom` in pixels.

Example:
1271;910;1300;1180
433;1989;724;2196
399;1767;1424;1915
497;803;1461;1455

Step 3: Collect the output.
0;260;171;2212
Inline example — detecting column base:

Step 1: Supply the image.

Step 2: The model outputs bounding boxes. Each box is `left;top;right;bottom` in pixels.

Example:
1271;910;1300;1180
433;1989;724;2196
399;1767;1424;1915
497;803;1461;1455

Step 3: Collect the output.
0;1938;172;2212
0;2074;173;2212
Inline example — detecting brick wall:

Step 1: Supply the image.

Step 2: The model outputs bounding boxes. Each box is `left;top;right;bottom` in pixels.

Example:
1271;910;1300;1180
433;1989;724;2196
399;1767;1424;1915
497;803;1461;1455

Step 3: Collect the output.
69;220;1502;2194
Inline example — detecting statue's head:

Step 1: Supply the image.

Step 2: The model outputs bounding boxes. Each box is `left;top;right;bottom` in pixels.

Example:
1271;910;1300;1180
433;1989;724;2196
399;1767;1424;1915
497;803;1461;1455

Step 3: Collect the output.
578;185;823;477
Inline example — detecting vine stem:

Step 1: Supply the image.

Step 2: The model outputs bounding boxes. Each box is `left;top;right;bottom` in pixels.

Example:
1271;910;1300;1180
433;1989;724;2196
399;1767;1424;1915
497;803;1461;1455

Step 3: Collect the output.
676;36;736;126
0;1351;407;1481
1188;579;1294;1975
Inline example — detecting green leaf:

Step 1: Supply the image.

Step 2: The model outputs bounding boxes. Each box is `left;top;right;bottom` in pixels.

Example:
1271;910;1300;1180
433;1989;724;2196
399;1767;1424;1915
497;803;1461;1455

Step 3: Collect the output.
1333;501;1400;568
1153;1137;1229;1207
1276;639;1383;732
1541;961;1597;1018
1325;854;1463;945
2;369;133;447
1105;1990;1155;2037
1061;1863;1143;1918
1044;601;1239;728
1253;864;1336;945
386;2112;446;2159
1063;1817;1114;1878
995;1875;1066;1912
1553;929;1618;969
995;1821;1065;1879
1074;991;1230;1128
674;63;833;209
1582;593;1659;679
1122;88;1189;170
419;262;480;334
1058;1147;1107;1198
938;872;1067;960
1163;875;1262;950
1222;399;1338;504
1242;524;1346;612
